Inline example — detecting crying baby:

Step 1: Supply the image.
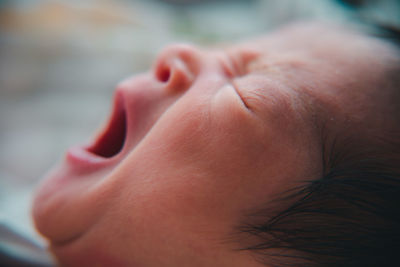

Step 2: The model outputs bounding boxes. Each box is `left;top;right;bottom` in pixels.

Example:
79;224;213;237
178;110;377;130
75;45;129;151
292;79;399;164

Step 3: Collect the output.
32;22;400;267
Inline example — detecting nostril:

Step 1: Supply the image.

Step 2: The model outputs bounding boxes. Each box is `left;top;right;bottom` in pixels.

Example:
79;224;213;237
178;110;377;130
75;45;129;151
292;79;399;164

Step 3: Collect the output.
155;44;200;87
158;67;171;83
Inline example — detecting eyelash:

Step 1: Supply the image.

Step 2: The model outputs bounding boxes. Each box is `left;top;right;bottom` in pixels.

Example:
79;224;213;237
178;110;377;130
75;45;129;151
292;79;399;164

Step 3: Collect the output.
231;80;251;110
218;54;253;111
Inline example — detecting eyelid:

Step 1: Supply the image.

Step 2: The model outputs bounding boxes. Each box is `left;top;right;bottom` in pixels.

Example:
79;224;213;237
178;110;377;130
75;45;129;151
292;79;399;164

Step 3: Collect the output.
218;54;252;110
231;80;251;111
218;52;255;112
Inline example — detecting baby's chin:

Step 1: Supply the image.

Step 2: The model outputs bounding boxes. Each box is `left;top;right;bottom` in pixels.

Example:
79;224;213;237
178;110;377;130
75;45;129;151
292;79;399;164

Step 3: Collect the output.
31;159;137;267
31;161;115;246
48;231;131;267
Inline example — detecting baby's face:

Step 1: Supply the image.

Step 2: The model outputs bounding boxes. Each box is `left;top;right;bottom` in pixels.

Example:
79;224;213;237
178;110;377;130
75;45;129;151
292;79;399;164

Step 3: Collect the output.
33;23;395;266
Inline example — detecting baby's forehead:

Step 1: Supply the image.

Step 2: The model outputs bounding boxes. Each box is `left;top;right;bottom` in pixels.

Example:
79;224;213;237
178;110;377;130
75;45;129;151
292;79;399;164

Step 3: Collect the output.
228;23;398;135
227;22;392;61
228;23;397;81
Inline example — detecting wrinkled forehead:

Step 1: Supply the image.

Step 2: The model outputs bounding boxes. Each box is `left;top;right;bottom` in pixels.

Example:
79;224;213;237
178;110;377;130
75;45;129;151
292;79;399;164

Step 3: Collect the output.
229;22;392;59
230;22;397;87
229;22;399;136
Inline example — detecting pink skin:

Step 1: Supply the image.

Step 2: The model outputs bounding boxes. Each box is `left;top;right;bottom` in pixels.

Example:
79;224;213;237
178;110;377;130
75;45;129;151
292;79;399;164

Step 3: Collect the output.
32;22;396;266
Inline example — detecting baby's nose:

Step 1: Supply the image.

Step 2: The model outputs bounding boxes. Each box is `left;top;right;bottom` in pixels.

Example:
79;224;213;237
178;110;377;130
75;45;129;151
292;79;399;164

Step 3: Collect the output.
154;44;201;92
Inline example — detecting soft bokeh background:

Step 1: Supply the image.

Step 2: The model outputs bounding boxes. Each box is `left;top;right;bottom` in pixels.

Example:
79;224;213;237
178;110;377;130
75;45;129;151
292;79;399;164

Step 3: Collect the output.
0;0;399;265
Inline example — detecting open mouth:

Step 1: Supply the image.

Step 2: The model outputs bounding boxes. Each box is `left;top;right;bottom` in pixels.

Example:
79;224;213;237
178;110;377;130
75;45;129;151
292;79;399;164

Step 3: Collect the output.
87;94;127;158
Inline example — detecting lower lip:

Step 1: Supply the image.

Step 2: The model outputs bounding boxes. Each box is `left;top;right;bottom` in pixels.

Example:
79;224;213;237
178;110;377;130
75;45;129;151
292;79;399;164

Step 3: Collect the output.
66;145;112;171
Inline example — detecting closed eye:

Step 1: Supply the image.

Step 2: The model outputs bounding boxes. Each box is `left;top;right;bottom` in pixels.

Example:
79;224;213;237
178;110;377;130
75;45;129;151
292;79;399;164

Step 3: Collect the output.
231;80;251;111
218;52;254;111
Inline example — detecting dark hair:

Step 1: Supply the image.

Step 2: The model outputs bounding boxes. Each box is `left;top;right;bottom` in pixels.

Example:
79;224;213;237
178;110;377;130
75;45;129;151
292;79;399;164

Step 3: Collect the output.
366;22;400;47
234;26;400;267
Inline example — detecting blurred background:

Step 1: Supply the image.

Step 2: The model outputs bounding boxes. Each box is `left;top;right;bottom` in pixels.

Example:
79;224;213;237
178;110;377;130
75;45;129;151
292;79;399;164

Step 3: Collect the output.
0;0;399;265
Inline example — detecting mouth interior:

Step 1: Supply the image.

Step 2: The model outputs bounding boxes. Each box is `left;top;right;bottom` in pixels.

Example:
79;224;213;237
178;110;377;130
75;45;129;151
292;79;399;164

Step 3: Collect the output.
87;105;127;158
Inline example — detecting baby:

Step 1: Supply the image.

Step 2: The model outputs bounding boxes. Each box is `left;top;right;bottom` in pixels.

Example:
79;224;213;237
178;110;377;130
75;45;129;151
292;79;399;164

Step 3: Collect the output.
32;22;400;267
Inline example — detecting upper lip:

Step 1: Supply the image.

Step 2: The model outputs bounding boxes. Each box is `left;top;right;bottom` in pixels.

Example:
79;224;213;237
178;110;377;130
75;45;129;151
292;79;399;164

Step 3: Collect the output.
86;90;127;159
67;69;189;170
